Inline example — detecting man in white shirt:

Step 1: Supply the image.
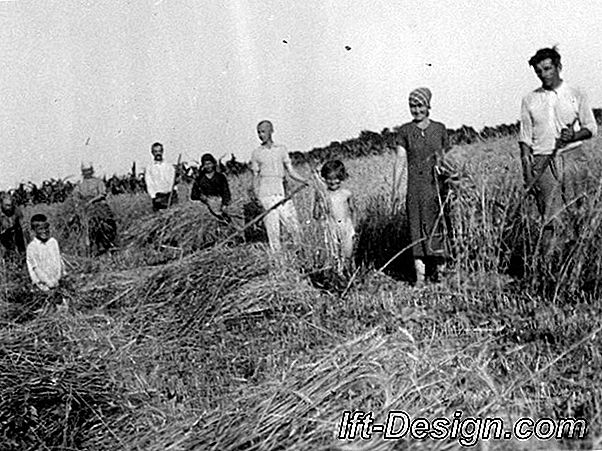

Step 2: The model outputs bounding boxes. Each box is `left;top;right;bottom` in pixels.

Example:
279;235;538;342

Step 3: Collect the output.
519;47;598;227
146;142;178;211
251;120;307;252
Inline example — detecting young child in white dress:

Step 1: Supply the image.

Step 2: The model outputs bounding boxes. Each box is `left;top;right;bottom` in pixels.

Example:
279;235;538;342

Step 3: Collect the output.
313;160;356;272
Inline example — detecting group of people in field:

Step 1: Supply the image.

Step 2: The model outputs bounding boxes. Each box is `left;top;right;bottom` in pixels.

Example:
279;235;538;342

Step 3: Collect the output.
0;45;598;302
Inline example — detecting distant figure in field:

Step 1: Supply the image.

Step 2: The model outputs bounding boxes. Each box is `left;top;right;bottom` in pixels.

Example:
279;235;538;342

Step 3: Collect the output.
313;160;356;272
251;120;308;252
0;192;28;261
72;164;117;255
190;153;232;222
519;47;598;234
398;87;451;286
146;142;178;212
26;214;64;292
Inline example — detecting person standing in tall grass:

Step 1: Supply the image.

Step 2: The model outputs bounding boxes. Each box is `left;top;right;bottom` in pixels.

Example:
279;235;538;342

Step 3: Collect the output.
72;164;117;256
146;142;179;212
251;120;308;253
313;160;356;273
518;47;598;239
398;88;451;286
0;192;28;262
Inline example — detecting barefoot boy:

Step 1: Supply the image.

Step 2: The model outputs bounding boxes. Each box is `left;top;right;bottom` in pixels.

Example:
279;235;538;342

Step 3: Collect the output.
251;120;307;252
26;214;64;292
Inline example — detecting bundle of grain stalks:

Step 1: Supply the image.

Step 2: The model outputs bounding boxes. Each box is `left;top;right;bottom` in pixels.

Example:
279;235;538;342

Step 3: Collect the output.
122;202;240;257
210;269;318;326
510;177;602;300
127;244;289;344
136;257;317;343
110;245;335;415
446;165;518;273
310;168;341;272
0;313;134;450
137;245;273;309
354;192;414;280
23;198;90;256
75;265;153;311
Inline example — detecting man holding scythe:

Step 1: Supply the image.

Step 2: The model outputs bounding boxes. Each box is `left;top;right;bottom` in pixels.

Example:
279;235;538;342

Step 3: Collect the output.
251;120;308;253
519;46;598;237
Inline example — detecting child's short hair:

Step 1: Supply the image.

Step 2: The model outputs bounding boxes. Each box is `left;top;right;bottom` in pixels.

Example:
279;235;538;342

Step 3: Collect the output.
151;142;163;152
529;46;561;68
201;153;217;165
31;213;48;226
257;119;273;130
321;160;348;180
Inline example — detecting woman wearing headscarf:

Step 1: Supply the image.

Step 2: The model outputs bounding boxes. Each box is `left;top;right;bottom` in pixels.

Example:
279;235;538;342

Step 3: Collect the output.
72;164;117;255
397;87;451;286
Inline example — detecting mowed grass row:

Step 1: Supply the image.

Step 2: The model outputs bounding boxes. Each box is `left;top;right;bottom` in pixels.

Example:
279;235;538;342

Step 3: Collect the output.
2;135;602;450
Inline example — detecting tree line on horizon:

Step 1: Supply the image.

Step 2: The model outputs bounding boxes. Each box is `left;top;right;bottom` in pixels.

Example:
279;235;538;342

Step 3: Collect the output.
4;110;602;207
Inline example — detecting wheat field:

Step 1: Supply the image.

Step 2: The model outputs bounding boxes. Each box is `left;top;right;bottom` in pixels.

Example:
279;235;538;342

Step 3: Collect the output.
1;134;602;450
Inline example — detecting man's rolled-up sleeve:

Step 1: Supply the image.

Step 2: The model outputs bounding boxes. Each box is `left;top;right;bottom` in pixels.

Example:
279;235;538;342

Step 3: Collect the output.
578;89;598;137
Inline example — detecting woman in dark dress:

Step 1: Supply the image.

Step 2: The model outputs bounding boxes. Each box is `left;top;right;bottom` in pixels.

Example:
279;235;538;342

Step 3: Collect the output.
397;87;451;286
190;153;232;222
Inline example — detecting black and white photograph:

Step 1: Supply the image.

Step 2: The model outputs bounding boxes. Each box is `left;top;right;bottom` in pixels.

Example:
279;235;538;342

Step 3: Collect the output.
1;1;601;449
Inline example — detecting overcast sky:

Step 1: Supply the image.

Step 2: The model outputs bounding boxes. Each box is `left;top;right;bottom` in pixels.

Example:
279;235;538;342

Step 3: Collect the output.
1;0;601;189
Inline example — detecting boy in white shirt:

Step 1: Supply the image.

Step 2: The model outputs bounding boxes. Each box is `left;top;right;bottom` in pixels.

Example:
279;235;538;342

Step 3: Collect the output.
26;214;64;292
251;120;308;252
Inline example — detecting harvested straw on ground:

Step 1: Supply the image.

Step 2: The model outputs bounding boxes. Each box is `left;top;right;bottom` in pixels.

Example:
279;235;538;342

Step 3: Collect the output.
203;269;317;326
100;246;330;428
0;313;133;450
122;329;511;451
128;244;316;348
128;244;279;341
122;202;240;256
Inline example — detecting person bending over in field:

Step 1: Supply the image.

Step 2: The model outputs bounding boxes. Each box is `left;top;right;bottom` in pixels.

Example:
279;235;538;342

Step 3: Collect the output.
251;120;308;252
72;164;117;255
146;142;179;212
313;160;357;273
190;153;232;222
518;46;597;243
0;192;28;262
398;87;452;287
